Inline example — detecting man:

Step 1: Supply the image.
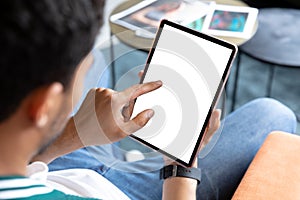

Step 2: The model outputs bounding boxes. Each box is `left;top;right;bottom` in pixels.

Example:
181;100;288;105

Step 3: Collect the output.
0;0;297;199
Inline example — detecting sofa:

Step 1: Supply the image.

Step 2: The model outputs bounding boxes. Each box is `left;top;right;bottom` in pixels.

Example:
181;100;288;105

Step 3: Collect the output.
232;131;300;199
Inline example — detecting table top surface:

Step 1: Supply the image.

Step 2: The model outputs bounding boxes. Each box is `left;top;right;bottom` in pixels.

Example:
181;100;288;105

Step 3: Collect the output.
109;0;258;51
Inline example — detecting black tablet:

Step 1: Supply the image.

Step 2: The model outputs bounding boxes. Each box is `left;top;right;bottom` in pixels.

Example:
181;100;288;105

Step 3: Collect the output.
131;19;237;167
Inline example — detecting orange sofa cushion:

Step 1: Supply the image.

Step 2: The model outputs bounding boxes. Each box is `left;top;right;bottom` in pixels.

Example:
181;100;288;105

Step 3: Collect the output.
232;131;300;200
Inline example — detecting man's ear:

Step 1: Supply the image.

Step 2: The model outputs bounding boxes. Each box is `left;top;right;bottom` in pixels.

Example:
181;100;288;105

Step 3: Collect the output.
27;83;64;128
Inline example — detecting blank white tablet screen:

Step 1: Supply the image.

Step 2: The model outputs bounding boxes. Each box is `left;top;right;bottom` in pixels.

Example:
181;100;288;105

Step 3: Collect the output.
132;23;234;164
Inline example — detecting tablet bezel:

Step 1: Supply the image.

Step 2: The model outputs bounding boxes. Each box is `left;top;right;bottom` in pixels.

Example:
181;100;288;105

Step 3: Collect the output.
130;19;237;167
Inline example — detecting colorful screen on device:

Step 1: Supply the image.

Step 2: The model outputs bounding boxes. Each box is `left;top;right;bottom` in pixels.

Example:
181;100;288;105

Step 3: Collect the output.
131;20;236;166
208;10;248;32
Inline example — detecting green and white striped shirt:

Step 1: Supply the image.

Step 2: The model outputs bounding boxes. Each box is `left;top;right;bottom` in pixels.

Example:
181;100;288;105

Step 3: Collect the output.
0;176;98;200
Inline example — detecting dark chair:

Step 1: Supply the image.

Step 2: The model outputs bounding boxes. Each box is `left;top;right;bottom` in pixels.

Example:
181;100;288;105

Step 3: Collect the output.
231;5;300;120
243;0;300;9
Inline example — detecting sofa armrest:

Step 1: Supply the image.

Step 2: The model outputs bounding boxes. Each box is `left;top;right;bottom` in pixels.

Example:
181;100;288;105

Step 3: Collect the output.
232;131;300;200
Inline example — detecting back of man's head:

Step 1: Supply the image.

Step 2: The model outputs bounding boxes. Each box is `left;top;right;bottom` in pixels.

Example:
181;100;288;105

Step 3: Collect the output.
0;0;105;122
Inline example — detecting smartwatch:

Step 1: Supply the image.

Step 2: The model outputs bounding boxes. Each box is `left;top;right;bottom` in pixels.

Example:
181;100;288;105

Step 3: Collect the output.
160;165;201;185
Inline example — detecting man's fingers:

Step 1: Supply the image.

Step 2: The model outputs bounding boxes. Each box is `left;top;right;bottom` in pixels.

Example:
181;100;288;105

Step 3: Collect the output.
118;81;162;104
201;109;222;150
122;100;135;122
123;109;154;134
138;70;144;79
209;109;221;132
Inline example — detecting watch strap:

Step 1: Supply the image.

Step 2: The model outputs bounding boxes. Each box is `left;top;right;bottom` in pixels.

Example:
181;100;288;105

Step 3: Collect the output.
160;165;201;185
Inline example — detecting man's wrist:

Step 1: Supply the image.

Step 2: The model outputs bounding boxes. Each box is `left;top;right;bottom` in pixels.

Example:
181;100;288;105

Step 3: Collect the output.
162;176;197;200
31;117;83;164
164;175;198;186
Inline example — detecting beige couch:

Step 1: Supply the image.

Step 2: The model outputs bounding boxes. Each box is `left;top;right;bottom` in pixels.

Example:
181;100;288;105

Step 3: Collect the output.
232;131;300;199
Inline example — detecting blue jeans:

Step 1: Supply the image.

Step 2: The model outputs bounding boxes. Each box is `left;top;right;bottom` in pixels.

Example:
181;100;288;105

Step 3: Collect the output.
49;98;297;200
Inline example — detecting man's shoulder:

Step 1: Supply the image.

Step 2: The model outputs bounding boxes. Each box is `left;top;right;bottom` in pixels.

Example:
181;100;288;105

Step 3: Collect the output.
0;176;99;200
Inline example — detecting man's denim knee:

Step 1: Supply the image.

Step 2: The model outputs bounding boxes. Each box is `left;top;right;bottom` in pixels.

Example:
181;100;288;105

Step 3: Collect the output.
247;98;297;133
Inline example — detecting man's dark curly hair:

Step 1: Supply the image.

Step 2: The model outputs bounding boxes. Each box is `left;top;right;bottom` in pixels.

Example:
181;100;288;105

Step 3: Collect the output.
0;0;105;122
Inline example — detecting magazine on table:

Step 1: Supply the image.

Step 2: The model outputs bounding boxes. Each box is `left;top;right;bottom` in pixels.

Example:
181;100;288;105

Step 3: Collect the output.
110;0;213;38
